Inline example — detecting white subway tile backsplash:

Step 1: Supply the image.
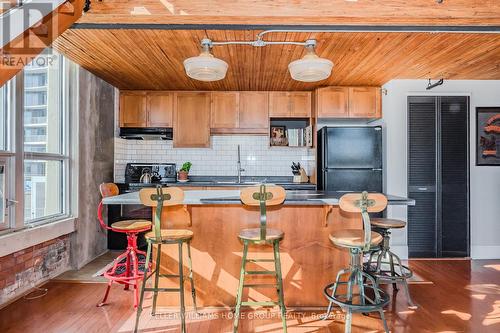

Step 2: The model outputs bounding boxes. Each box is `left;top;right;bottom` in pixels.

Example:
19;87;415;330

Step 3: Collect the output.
113;136;316;183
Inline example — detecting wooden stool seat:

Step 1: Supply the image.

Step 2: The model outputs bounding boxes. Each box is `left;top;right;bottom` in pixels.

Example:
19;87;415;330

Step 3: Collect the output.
111;219;152;231
238;228;284;241
329;229;383;248
371;218;406;229
145;229;194;242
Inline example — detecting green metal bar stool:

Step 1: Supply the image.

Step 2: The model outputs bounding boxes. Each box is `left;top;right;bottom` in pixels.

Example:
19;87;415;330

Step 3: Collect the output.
365;218;417;308
134;186;197;333
233;185;287;333
323;192;390;333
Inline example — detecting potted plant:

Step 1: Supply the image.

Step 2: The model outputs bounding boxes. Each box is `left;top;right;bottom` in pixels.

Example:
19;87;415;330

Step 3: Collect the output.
178;162;192;182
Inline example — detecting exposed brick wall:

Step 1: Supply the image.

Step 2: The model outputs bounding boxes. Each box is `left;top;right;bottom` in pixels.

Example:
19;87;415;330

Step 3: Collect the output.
0;235;70;305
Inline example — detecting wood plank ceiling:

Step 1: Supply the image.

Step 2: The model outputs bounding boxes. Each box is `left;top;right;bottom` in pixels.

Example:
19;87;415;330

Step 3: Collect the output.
54;28;500;91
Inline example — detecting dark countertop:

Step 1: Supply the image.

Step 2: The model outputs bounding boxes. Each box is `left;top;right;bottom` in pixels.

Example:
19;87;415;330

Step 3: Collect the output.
126;175;316;191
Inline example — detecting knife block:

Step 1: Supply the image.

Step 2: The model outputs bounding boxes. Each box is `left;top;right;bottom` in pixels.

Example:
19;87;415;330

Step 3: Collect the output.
293;168;309;183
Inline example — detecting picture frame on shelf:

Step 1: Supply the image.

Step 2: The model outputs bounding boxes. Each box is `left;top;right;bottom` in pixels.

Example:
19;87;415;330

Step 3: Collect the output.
476;107;500;166
270;126;288;146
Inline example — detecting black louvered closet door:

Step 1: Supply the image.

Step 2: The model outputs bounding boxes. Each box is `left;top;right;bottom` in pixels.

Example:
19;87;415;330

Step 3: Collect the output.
407;96;469;258
440;97;469;257
408;97;437;257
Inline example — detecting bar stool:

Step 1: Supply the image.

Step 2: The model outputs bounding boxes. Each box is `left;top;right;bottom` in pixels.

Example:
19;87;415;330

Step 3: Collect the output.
323;192;390;333
134;187;197;333
365;218;417;308
234;185;287;333
97;183;152;308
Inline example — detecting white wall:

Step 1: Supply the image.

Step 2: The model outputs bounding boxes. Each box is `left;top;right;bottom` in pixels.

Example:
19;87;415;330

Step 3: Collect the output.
382;79;500;259
114;136;315;183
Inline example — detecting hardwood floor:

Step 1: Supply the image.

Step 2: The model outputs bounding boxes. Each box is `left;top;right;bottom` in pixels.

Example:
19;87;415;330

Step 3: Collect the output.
0;260;499;332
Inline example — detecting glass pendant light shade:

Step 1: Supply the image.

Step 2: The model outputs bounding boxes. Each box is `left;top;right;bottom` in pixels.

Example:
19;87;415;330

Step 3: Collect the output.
183;50;228;82
288;41;333;82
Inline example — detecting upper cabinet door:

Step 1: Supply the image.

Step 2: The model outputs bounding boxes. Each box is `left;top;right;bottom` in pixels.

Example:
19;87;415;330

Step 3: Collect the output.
316;87;349;118
120;92;147;127
174;92;211;148
211;92;239;130
290;92;312;117
269;92;291;117
148;92;173;127
239;92;269;130
348;87;381;118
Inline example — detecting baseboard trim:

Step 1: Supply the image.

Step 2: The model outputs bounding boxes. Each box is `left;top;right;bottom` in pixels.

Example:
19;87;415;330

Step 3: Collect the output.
471;246;500;259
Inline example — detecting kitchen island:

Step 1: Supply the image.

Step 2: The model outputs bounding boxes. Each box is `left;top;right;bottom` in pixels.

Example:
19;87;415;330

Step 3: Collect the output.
103;190;414;308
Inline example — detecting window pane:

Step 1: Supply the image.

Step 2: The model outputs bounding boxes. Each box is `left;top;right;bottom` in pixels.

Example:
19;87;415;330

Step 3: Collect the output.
23;53;62;154
0;84;8;151
24;160;63;222
0;164;5;225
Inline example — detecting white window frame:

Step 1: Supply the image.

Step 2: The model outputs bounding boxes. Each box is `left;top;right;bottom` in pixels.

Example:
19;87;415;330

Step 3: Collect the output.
0;49;74;233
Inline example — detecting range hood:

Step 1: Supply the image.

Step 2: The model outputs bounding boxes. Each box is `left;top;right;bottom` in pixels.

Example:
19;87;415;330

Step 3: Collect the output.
119;127;173;140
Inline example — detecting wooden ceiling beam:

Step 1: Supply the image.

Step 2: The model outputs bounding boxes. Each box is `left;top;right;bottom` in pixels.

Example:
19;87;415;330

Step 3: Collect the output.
79;0;500;26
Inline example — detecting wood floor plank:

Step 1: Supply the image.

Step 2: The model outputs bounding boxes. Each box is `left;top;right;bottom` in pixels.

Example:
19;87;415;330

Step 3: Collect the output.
0;260;499;332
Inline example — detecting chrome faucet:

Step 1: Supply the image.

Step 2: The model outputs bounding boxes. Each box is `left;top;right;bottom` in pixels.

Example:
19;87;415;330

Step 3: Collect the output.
237;144;245;183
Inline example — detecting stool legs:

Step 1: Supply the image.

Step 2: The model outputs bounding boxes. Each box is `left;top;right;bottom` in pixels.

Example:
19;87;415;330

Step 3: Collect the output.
323;249;390;333
178;242;186;333
134;242;152;333
187;241;198;313
367;229;417;308
151;244;162;316
233;241;248;333
134;240;195;333
273;240;287;333
233;240;287;333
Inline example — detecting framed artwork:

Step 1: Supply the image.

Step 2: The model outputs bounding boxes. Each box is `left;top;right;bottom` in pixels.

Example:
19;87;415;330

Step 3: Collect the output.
270;126;288;146
477;107;500;166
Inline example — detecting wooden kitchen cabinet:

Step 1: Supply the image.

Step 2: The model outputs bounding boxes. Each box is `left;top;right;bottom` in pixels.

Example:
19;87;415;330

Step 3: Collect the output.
210;92;239;131
147;92;173;127
238;91;269;132
315;86;381;119
315;87;349;118
269;92;291;117
120;91;173;127
290;92;312;117
119;92;147;127
348;87;381;118
269;92;311;118
174;92;211;148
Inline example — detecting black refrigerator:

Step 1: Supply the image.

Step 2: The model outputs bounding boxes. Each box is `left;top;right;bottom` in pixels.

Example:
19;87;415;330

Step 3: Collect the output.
317;126;383;192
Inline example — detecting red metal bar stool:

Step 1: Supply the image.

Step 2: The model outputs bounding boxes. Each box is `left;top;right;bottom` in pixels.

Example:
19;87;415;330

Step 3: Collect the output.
97;183;152;308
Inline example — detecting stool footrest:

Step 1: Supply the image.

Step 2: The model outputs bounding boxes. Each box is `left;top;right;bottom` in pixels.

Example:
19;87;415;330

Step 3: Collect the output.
245;270;276;275
243;283;279;288
246;259;275;263
241;301;279;307
143;287;181;292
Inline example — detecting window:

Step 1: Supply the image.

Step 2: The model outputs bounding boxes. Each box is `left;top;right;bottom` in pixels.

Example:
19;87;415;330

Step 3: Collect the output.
0;82;13;230
0;49;73;232
23;52;69;224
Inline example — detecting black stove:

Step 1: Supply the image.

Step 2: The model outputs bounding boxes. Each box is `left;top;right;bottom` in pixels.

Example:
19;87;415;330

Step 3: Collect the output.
125;163;177;190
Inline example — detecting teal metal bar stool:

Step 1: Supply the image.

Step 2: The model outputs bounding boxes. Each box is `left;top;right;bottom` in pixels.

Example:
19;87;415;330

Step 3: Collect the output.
365;218;417;308
323;192;390;333
234;185;287;333
134;187;197;333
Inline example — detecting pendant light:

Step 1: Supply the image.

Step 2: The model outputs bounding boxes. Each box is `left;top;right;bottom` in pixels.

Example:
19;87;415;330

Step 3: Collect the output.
288;40;333;82
183;38;228;82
